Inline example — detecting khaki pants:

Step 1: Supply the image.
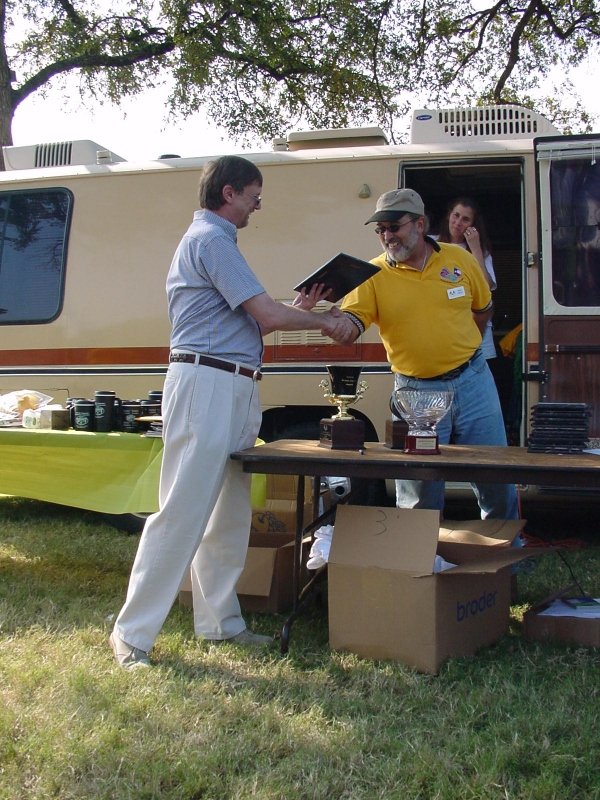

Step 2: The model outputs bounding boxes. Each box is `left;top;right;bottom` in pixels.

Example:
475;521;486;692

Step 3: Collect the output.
114;360;262;652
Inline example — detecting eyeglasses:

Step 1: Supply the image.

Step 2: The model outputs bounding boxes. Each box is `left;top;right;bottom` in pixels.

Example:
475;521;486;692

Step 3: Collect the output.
374;218;414;235
246;193;262;206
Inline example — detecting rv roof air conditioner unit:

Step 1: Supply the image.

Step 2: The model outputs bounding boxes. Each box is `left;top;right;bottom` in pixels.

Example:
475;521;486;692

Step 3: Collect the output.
280;126;388;151
411;105;560;144
2;140;125;170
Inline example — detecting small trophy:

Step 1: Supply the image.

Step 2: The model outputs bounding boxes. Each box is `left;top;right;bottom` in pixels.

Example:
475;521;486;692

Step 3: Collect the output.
384;417;409;450
391;388;454;454
319;365;367;450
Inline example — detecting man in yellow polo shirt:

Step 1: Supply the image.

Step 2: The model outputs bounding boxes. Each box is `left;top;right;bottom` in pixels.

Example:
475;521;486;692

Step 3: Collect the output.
340;188;518;519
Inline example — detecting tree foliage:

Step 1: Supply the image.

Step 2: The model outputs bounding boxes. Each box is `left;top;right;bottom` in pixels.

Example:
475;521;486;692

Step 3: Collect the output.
1;0;599;168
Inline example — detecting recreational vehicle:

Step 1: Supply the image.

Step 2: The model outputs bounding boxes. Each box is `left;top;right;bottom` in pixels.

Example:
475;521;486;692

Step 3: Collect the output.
2;105;599;505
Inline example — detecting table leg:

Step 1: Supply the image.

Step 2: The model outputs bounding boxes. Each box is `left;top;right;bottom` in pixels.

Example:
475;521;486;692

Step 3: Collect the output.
280;474;332;654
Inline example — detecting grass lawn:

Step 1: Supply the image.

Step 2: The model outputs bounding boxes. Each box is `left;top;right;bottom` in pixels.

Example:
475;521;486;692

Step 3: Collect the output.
1;496;599;800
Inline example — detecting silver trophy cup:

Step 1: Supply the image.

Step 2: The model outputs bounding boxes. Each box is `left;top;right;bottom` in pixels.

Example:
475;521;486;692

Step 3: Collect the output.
392;388;454;454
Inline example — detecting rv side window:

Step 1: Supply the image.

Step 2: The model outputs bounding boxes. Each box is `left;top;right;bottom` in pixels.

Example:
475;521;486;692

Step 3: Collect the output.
550;160;600;307
0;188;72;324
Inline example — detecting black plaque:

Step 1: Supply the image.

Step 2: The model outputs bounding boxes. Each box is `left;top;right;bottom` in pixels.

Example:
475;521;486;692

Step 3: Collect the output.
319;416;366;450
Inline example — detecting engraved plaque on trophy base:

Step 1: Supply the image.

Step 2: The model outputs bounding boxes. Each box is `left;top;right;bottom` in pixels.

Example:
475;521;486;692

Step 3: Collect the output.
384;419;409;449
319;417;365;450
404;433;441;455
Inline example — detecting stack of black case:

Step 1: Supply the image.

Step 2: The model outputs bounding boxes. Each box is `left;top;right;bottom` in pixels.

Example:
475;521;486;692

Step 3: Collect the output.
527;402;591;454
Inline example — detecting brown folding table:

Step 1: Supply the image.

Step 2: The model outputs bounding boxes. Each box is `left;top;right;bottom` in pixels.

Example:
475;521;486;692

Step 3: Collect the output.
232;440;600;651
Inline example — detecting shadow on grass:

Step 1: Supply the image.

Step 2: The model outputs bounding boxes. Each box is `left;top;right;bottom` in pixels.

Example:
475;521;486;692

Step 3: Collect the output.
0;496;138;632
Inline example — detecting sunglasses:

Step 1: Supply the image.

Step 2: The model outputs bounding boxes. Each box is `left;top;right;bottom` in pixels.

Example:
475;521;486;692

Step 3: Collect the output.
374;219;414;235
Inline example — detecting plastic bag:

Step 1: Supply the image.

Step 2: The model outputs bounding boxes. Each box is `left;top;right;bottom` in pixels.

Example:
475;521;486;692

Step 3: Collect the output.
0;390;53;416
307;525;334;570
433;555;456;573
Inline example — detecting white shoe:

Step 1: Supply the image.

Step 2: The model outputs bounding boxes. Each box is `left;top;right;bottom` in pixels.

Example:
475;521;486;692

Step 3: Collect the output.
211;629;274;647
109;632;151;669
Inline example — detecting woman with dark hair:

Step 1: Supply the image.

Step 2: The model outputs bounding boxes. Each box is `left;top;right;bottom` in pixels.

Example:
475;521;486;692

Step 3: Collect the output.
436;197;497;359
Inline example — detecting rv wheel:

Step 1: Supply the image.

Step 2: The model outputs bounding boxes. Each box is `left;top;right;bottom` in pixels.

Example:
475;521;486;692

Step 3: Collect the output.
100;512;149;534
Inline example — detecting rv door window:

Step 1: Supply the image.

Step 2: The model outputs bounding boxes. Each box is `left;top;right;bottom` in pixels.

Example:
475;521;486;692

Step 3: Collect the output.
0;188;72;324
550;159;600;307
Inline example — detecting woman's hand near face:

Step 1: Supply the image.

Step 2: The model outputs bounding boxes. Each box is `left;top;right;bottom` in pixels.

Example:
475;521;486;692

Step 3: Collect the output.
464;226;481;252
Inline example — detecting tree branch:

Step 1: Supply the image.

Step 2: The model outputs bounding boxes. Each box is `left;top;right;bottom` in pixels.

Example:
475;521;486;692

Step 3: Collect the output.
493;0;539;100
12;39;176;106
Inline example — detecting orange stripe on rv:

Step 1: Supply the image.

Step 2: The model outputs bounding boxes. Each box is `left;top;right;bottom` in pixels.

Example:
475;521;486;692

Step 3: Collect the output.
0;347;171;367
0;342;391;367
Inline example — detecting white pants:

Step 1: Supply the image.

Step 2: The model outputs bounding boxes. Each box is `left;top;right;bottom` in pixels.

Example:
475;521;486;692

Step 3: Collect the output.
113;360;262;652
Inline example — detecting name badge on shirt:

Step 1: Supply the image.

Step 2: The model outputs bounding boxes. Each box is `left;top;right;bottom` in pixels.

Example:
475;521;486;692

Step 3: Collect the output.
447;286;466;299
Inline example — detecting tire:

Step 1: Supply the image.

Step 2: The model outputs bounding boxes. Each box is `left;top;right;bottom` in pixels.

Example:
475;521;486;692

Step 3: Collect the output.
100;512;149;534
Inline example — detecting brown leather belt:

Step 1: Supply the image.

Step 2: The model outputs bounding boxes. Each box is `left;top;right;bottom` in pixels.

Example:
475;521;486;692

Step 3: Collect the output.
422;354;476;381
169;352;262;381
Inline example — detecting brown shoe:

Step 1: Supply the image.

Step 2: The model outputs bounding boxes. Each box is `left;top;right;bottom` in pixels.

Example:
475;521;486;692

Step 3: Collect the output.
109;632;151;669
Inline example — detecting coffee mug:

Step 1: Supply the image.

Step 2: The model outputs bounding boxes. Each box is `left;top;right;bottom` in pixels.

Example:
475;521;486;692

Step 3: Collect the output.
67;397;85;429
94;390;121;432
73;400;95;431
141;399;161;417
121;400;143;433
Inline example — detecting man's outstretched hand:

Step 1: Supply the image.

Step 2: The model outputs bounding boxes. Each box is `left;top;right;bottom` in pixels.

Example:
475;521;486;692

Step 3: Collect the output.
320;307;358;344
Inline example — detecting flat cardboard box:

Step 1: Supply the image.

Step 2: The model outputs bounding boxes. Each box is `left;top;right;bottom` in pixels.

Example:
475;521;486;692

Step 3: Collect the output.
524;586;600;648
179;531;308;614
328;506;535;674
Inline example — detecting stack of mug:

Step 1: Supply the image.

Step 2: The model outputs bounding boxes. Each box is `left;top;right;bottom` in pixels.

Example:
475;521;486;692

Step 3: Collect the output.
68;390;162;433
124;391;163;433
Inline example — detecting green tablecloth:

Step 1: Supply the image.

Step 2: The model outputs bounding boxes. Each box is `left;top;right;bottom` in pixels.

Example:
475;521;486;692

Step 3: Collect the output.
0;428;163;514
0;429;267;515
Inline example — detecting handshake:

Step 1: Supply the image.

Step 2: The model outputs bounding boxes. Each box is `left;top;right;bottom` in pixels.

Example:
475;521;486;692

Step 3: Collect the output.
292;284;357;345
320;306;358;345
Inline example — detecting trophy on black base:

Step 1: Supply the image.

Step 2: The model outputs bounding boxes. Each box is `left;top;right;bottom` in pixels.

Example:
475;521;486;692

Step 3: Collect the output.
319;365;367;450
391;388;454;454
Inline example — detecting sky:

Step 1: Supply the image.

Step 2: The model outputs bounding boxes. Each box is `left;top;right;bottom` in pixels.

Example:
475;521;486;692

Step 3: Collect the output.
11;83;244;162
10;57;600;163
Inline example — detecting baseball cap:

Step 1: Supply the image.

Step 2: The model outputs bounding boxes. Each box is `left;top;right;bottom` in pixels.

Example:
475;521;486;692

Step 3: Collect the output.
364;188;425;224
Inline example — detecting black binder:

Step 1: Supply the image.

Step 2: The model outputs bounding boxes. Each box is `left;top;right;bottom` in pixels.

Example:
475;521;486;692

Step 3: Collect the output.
293;252;380;303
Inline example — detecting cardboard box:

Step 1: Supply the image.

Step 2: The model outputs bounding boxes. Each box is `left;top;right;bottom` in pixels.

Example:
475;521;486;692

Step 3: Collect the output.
265;473;308;501
180;474;316;613
250;500;314;534
38;408;70;430
251;474;314;534
439;518;526;547
524;586;600;648
179;531;309;614
328;506;533;674
236;532;310;613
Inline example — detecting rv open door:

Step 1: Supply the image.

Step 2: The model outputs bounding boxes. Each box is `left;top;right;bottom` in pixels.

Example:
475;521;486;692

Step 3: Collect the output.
535;134;600;440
